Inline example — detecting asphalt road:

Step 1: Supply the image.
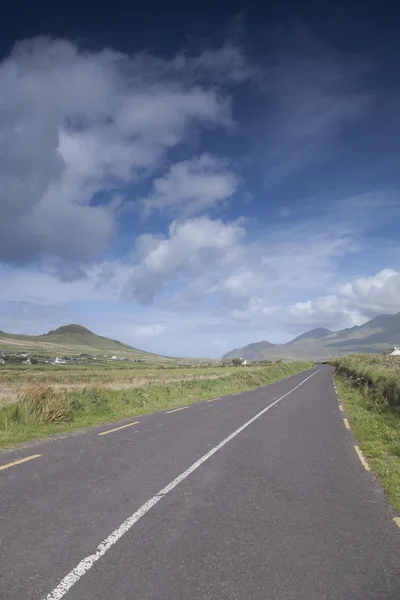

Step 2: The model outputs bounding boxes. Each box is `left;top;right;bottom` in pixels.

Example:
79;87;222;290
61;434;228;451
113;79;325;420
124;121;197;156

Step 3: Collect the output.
1;365;400;600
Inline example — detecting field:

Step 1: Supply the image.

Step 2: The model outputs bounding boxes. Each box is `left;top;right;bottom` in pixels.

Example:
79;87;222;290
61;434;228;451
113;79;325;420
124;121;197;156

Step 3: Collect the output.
332;354;400;512
0;361;314;449
0;362;234;404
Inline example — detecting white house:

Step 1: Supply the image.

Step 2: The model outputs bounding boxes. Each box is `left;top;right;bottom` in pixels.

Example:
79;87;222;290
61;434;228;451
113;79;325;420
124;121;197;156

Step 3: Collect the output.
390;347;400;356
54;357;66;364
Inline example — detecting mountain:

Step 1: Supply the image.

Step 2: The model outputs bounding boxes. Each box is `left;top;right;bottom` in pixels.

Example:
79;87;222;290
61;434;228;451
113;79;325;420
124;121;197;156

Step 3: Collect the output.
325;314;400;347
222;313;400;361
222;341;275;361
287;327;333;344
0;324;172;362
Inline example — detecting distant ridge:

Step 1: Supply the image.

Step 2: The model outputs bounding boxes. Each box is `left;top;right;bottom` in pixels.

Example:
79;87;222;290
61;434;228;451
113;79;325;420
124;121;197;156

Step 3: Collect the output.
222;312;400;361
222;340;275;361
287;327;333;345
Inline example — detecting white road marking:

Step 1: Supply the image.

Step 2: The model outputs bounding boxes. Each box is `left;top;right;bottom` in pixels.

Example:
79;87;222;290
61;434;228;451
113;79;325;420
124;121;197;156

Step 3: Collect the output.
354;445;371;471
43;369;320;600
166;406;188;414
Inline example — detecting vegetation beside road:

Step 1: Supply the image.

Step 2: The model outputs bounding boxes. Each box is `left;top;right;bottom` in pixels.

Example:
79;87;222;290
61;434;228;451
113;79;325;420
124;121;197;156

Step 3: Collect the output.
0;363;240;404
332;354;400;513
0;361;314;449
332;353;400;407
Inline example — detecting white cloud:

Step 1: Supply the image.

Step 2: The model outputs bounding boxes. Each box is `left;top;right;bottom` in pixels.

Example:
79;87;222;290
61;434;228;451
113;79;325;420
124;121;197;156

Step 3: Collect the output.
123;216;246;303
141;154;238;216
0;37;239;269
288;269;400;330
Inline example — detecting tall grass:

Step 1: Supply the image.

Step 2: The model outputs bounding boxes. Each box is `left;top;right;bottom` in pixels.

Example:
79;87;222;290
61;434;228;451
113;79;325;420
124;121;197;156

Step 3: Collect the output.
0;361;314;449
331;354;400;407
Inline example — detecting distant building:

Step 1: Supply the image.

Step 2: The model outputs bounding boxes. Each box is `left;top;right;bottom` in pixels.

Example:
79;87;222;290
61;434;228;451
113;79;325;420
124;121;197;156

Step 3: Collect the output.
54;357;66;364
0;358;5;364
389;347;400;356
21;358;31;365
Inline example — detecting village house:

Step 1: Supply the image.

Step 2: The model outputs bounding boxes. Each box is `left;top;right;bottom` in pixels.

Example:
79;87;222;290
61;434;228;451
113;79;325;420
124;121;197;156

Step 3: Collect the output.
390;347;400;356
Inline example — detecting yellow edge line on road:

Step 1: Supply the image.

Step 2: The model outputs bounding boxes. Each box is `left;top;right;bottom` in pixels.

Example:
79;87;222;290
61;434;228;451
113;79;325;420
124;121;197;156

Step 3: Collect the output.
354;445;370;471
98;421;140;436
0;454;41;472
166;406;188;414
394;517;400;528
339;405;344;412
206;397;220;403
343;418;351;429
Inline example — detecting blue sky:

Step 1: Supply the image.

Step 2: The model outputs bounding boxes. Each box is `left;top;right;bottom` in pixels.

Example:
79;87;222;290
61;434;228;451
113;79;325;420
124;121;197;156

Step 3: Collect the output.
0;1;399;357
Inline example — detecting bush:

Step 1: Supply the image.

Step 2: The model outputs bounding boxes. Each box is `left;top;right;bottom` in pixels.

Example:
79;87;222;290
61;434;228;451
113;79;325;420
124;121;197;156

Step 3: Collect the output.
69;387;110;414
231;358;243;366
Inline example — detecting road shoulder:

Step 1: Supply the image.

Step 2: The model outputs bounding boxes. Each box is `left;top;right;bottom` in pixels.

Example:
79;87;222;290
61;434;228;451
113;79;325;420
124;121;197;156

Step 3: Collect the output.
335;373;400;517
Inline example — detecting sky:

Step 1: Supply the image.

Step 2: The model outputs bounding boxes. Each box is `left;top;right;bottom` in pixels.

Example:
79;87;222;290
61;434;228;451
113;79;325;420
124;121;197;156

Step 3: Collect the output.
0;0;400;357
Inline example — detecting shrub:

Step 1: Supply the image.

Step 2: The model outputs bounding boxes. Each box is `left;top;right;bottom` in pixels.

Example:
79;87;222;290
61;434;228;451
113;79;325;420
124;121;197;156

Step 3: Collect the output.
70;387;110;414
231;358;243;366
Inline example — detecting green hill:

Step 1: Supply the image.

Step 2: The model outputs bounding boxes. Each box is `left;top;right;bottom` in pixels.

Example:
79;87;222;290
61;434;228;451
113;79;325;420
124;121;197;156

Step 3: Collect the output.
0;324;173;362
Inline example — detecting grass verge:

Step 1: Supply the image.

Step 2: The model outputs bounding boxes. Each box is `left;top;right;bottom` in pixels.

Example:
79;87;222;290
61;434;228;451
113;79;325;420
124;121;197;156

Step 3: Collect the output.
0;361;314;450
335;374;400;513
331;354;400;407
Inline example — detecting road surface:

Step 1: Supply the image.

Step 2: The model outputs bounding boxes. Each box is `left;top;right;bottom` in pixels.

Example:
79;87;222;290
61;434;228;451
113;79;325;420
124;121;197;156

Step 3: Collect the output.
1;365;399;599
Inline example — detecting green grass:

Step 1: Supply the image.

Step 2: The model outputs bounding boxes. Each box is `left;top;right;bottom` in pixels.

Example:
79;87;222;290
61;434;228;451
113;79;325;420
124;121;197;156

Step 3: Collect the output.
335;372;400;514
0;361;314;449
331;354;400;406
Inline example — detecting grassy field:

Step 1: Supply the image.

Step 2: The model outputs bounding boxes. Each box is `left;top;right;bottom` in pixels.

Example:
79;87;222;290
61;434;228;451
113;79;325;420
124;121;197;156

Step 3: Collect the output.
332;354;400;513
0;363;236;404
0;361;314;449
